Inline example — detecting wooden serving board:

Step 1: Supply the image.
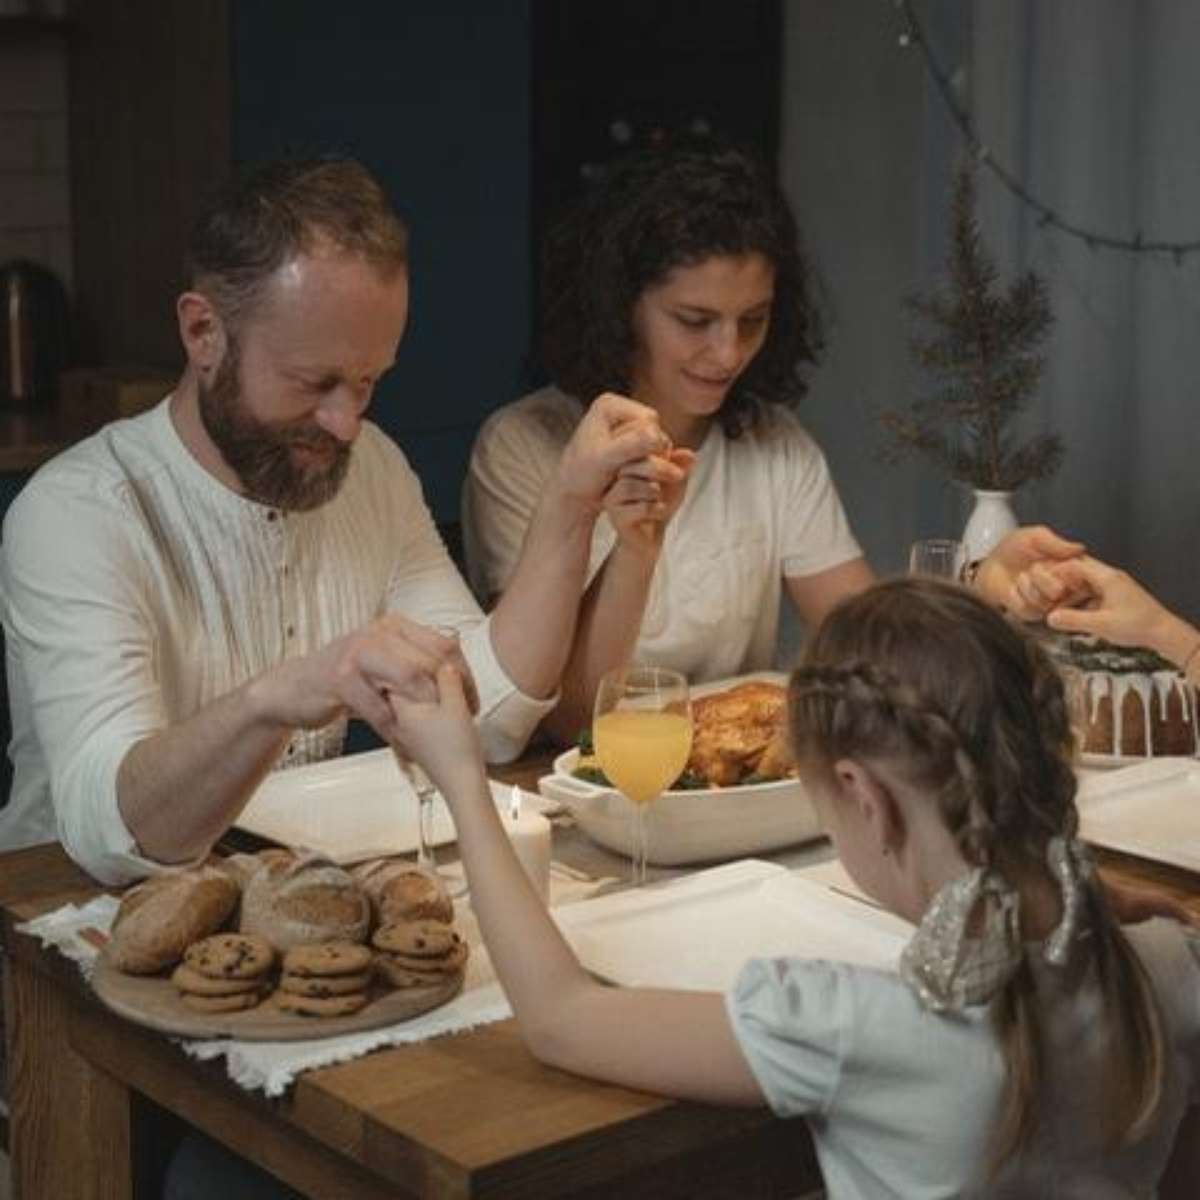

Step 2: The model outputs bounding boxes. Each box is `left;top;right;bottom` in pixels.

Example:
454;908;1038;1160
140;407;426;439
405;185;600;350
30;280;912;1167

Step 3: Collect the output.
91;956;463;1041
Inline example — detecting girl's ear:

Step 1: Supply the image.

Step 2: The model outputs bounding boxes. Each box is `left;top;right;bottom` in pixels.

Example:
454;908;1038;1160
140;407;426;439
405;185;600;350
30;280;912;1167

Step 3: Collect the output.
833;758;905;856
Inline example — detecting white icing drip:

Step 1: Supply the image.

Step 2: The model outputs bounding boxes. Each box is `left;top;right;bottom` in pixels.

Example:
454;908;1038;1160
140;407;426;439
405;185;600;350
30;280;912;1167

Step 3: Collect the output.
1083;670;1200;756
1152;672;1174;722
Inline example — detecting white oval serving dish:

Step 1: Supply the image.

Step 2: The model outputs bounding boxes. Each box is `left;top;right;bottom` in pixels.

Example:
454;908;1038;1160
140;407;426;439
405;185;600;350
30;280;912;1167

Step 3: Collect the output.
538;745;823;866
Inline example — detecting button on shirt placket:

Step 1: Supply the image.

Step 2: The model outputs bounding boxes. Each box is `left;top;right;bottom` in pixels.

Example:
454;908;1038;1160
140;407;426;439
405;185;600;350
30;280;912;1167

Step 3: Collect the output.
268;509;301;765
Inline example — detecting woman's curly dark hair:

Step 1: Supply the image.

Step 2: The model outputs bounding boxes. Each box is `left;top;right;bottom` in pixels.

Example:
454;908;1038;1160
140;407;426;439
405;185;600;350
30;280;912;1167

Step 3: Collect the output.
539;138;824;438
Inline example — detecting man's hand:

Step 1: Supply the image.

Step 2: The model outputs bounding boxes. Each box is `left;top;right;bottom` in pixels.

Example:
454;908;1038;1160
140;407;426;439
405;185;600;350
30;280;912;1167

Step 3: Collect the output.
553;393;671;514
974;525;1085;619
602;446;695;558
253;615;478;744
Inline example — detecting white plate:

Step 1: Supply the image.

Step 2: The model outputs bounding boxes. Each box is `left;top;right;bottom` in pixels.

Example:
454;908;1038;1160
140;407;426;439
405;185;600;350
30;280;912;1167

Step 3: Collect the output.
1077;757;1200;872
539;671;824;866
552;859;909;992
234;748;543;865
1079;751;1184;771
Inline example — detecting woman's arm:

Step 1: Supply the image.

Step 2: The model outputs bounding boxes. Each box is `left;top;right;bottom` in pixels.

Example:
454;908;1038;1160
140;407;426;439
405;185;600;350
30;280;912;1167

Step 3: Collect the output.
784;557;875;629
390;666;765;1106
1042;556;1200;683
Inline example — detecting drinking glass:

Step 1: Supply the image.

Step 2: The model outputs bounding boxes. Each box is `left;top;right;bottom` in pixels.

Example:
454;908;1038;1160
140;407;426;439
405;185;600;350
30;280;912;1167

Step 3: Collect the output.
908;537;966;580
391;624;467;895
592;665;692;886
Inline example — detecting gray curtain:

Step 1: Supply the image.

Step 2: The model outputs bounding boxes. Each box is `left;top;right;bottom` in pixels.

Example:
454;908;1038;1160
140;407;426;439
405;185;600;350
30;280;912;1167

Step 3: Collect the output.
781;0;1200;620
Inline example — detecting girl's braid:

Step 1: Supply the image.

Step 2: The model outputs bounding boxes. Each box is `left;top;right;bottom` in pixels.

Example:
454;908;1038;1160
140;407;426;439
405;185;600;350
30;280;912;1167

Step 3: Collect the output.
791;661;998;867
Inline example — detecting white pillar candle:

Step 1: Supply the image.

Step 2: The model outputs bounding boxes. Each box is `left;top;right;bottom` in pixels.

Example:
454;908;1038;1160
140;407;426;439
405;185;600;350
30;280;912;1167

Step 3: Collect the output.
502;787;552;905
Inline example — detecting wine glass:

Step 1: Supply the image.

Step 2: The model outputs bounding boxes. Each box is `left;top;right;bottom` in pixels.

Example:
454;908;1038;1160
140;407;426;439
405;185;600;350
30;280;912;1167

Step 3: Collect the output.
908;537;966;580
391;749;441;871
391;624;467;895
592;665;692;886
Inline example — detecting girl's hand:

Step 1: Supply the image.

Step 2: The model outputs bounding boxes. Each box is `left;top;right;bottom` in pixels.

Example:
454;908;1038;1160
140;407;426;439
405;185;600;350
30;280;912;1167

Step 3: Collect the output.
387;663;487;798
254;612;477;745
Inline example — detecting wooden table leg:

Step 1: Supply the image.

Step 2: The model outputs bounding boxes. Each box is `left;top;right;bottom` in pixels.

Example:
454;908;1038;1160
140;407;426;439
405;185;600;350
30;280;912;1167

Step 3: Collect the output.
3;953;132;1200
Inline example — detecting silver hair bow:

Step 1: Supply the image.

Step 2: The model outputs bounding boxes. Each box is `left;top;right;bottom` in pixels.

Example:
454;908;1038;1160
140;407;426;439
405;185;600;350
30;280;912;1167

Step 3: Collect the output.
1042;834;1095;967
898;835;1094;1013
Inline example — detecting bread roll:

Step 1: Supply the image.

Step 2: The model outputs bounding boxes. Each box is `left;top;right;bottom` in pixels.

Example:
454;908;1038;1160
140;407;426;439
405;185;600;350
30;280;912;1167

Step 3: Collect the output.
222;847;296;888
106;866;240;975
238;850;370;951
352;858;453;925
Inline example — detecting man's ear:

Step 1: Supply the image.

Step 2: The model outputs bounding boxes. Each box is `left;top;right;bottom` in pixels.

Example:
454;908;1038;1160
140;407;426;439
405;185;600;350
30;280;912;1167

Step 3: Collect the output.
832;758;905;856
177;291;226;371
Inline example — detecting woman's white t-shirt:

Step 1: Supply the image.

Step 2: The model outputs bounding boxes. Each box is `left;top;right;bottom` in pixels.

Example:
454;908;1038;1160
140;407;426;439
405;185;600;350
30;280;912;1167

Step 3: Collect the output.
463;386;863;682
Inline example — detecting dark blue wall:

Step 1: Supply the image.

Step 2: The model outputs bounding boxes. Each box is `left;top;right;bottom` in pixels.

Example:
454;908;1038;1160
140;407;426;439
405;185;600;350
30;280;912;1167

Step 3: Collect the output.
231;4;533;523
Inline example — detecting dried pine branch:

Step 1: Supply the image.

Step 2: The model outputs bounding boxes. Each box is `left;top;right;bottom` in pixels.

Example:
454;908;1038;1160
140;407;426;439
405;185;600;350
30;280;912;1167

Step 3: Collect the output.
879;165;1064;490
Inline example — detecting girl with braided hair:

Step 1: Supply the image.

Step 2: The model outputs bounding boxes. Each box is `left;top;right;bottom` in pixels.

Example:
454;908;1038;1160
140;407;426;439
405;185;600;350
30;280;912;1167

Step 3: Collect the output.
387;577;1200;1197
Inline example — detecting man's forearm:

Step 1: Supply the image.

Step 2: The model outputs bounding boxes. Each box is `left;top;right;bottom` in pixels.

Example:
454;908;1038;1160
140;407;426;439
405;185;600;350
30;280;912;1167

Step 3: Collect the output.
541;542;658;744
117;678;291;863
489;493;597;700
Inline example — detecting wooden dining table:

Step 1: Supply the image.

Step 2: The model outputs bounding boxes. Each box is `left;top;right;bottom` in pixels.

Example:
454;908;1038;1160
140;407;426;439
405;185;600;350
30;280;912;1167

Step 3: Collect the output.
1;754;826;1200
4;754;1200;1200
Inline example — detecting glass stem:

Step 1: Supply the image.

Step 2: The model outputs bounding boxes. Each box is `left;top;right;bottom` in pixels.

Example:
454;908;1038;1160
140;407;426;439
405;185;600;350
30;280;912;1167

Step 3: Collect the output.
417;793;437;872
633;803;648;886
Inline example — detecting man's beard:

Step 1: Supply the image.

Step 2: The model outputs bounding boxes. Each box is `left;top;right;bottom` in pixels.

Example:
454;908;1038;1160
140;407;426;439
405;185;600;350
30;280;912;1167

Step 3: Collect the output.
198;343;352;512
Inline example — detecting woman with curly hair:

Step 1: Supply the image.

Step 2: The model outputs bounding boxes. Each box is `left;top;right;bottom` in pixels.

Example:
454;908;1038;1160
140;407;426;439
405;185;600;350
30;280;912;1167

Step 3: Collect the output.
462;139;1076;739
463;139;871;738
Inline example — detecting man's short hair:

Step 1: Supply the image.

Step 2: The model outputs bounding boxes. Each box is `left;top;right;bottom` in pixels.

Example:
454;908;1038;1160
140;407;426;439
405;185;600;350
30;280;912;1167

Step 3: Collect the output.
187;156;409;326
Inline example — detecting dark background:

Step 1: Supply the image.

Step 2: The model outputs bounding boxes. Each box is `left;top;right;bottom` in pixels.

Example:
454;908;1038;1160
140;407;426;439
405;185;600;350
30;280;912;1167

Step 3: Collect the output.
52;0;782;525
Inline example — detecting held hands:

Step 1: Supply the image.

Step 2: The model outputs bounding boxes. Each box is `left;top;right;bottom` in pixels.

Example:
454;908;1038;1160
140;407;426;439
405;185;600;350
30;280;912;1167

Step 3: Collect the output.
1043;556;1200;668
255;615;478;745
974;525;1086;619
980;529;1200;671
387;663;487;801
603;446;696;557
1043;557;1168;645
554;393;672;515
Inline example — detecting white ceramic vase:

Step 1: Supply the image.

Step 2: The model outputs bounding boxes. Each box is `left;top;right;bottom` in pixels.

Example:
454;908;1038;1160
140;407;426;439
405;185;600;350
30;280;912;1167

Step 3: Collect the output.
962;489;1018;562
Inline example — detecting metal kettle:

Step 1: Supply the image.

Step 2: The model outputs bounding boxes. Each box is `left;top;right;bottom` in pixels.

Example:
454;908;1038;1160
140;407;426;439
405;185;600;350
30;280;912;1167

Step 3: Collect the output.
1;259;70;406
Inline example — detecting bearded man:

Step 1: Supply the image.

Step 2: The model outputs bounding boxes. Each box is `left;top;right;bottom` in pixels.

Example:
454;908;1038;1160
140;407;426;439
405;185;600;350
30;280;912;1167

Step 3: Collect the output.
0;157;680;883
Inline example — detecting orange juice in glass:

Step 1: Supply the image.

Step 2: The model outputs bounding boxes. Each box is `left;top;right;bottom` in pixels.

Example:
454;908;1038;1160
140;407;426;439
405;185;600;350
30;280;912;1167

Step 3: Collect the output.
593;666;692;885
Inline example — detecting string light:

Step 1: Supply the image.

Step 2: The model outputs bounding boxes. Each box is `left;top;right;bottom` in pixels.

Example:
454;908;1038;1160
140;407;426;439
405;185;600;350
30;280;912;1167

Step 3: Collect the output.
895;0;1200;263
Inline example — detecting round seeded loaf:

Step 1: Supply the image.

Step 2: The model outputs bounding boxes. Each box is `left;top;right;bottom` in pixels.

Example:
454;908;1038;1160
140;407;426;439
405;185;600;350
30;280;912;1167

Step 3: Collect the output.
238;850;370;951
352;858;454;924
